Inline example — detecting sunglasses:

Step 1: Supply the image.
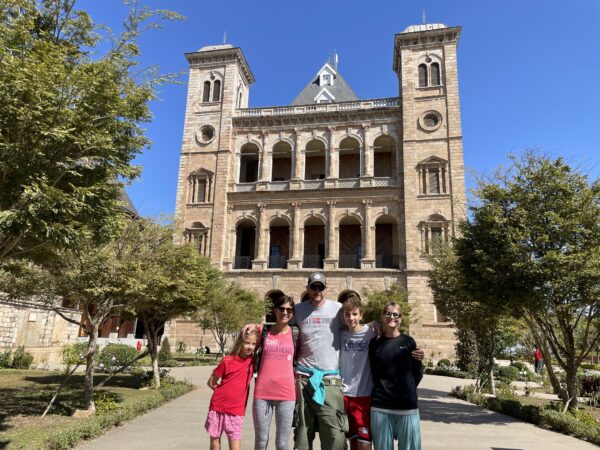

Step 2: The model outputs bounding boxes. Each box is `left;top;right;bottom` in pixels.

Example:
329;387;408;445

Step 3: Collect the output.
277;306;293;314
384;312;401;319
309;284;326;291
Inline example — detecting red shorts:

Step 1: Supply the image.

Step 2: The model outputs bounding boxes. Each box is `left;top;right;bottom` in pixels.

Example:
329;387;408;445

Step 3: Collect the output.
343;395;372;443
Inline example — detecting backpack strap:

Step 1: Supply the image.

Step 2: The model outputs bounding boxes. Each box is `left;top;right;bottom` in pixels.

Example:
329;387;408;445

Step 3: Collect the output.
291;325;300;368
254;324;270;375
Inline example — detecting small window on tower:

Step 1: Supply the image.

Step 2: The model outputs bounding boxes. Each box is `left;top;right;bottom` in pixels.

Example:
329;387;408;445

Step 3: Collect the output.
322;74;331;85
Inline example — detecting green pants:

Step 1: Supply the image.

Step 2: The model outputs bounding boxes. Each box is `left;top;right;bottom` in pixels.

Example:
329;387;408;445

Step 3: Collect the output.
294;377;348;450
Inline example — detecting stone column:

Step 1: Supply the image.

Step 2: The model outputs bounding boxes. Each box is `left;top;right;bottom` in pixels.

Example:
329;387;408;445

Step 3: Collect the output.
291;128;303;189
324;127;337;188
361;200;375;268
253;203;268;269
288;202;302;269
257;131;270;191
362;124;373;177
323;200;338;269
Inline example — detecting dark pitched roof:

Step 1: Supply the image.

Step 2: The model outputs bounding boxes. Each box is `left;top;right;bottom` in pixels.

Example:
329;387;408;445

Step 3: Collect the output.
291;62;358;105
118;189;139;218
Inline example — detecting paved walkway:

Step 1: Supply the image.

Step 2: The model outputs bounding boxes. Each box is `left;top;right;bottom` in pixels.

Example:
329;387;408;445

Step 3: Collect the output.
76;366;597;450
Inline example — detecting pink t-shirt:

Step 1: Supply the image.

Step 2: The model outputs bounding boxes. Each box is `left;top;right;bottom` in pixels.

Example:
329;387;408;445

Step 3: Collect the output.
254;328;295;401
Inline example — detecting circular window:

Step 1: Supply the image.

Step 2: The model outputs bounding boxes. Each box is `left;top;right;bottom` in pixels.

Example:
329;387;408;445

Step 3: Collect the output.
196;125;215;145
418;111;442;132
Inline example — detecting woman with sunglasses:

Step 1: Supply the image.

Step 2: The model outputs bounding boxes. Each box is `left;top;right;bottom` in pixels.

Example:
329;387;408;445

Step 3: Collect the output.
368;302;423;450
252;295;298;450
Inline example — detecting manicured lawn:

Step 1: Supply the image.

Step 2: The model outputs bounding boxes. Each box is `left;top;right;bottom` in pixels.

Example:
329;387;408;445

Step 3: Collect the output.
0;369;193;449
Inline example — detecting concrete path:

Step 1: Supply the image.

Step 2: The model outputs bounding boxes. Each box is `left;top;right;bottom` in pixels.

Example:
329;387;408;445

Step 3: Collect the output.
76;366;597;450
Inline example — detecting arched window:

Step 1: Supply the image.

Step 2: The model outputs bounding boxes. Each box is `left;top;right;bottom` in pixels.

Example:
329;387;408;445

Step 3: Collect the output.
212;80;221;102
203;81;211;103
418;64;428;87
430;63;440;86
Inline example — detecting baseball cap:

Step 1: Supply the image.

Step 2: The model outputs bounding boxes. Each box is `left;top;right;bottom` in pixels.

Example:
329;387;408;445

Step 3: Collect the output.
307;272;327;287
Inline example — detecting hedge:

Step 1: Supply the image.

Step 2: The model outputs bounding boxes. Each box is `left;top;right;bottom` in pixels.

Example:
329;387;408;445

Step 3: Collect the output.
424;367;473;379
451;385;600;445
44;381;193;450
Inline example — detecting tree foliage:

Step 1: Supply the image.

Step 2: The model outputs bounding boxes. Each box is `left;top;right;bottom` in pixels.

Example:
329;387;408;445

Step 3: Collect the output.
428;247;502;393
433;152;600;408
361;284;411;332
197;279;267;357
123;218;210;387
0;0;181;264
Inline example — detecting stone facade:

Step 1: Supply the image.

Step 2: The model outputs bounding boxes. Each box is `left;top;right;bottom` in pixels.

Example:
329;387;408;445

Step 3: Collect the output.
170;24;465;358
0;299;82;363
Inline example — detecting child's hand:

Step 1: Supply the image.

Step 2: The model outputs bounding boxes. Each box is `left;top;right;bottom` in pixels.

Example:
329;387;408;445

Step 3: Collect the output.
412;348;425;361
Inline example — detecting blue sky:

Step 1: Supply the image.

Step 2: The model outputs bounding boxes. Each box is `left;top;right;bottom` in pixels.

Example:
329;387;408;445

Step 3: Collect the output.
80;0;600;217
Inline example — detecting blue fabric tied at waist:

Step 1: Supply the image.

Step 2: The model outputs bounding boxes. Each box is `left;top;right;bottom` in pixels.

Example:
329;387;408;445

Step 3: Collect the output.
296;364;340;406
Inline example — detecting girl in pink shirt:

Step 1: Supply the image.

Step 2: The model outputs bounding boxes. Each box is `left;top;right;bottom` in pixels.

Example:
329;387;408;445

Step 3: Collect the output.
205;329;259;450
253;295;297;450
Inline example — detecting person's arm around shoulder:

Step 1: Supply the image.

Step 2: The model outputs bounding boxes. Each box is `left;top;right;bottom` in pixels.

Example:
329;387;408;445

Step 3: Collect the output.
409;337;424;386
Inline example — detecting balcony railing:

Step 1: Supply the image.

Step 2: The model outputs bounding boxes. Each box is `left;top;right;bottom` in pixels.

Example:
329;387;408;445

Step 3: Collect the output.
236;97;400;118
235;183;255;192
268;255;288;269
338;179;360;188
373;178;398;187
302;179;324;190
339;254;361;269
303;254;324;269
376;254;401;269
234;256;252;269
270;181;289;191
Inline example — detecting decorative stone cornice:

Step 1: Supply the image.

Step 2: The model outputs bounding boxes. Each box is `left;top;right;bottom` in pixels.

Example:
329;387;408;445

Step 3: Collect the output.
185;47;255;86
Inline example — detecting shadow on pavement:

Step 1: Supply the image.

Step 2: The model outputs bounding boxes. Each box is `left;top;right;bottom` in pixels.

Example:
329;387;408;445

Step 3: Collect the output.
418;388;516;426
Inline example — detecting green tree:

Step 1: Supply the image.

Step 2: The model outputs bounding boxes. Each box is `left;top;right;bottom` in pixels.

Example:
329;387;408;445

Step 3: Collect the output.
0;0;180;265
361;284;411;332
123;219;211;388
428;248;504;394
445;152;600;408
198;280;266;357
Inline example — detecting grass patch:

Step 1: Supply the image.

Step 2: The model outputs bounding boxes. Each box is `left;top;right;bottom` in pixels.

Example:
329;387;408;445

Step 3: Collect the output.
136;352;219;367
451;384;600;445
0;369;193;449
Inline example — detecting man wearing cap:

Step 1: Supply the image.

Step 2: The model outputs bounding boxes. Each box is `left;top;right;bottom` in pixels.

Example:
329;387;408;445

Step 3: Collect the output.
290;271;347;450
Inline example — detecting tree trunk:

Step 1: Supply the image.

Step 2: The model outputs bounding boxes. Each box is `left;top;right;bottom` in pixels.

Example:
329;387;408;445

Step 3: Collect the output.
84;326;98;411
525;314;568;403
144;320;161;389
565;363;579;410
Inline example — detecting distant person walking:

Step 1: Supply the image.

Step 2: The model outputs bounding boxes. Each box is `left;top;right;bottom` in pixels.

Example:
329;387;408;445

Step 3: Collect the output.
534;347;544;374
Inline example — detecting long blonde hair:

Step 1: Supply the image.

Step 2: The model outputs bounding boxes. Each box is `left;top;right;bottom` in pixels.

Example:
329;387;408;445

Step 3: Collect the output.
229;328;260;357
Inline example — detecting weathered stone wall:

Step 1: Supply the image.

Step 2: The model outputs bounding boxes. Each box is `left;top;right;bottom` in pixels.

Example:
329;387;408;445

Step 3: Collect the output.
0;299;82;363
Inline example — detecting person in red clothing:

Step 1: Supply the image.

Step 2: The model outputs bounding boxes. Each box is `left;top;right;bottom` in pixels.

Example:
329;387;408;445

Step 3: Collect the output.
534;347;544;374
205;329;259;450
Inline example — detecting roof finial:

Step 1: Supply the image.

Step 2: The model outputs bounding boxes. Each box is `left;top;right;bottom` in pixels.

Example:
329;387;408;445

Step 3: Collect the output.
334;49;338;72
422;9;426;24
223;31;227;44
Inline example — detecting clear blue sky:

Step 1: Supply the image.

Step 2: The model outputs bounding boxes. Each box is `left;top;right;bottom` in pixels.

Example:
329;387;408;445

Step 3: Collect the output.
80;0;600;218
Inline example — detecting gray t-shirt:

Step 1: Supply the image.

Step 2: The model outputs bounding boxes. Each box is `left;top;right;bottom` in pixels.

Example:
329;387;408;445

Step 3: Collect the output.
290;299;343;373
341;325;374;397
